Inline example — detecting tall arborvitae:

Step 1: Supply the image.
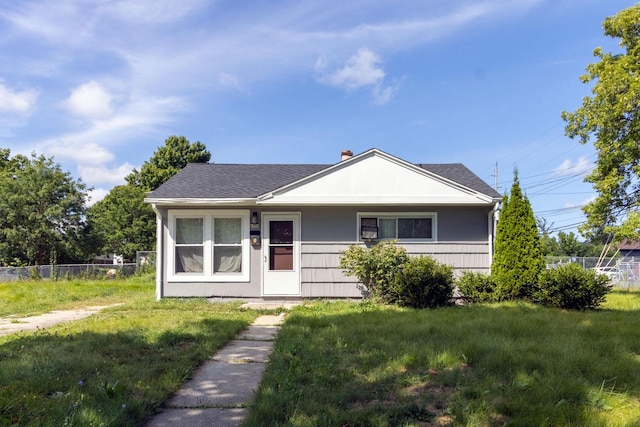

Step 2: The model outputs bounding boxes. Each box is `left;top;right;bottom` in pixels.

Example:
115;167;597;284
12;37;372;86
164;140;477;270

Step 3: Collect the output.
491;170;544;300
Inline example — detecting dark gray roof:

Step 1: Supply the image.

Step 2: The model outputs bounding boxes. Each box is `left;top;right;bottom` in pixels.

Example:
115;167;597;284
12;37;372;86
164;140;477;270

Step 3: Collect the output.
148;163;331;199
417;163;501;198
147;162;501;200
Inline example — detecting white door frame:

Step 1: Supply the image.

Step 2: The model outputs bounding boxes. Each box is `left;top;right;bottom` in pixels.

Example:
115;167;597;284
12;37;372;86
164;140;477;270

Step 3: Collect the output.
261;212;301;296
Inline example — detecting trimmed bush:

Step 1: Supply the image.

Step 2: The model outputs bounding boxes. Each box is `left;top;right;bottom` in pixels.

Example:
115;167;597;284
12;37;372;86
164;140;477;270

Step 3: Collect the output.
339;240;408;302
456;271;497;303
532;263;612;310
390;256;454;308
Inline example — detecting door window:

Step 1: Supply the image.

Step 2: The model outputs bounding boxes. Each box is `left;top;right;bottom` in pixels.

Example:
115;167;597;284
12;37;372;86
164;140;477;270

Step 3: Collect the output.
269;221;293;270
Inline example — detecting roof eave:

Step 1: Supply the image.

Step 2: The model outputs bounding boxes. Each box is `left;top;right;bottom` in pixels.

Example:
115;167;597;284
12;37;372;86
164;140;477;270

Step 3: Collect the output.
144;197;258;206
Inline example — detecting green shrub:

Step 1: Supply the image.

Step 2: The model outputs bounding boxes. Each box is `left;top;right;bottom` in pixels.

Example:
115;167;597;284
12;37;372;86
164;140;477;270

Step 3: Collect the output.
457;271;497;303
532;263;612;310
390;256;454;308
339;240;408;302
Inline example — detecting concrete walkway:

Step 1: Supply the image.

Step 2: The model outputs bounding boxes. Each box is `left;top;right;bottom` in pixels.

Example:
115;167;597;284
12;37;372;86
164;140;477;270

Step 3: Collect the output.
0;305;123;336
145;313;285;427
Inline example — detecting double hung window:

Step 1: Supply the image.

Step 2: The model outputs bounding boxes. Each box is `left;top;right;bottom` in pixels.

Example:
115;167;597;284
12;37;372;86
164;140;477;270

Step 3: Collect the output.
169;210;250;281
358;213;436;241
175;218;204;273
213;218;242;273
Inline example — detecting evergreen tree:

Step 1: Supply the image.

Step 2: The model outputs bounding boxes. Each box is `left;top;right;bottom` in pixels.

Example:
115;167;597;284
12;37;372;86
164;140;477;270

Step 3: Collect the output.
491;170;544;300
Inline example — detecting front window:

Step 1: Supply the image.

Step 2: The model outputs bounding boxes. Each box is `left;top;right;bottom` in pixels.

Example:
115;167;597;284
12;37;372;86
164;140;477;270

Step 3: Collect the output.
175;218;204;273
398;217;432;239
214;218;242;273
358;213;436;241
169;210;250;282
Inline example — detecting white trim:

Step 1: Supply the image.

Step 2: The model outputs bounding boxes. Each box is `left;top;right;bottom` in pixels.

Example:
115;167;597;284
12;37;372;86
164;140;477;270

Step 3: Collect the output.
145;198;257;206
356;211;438;242
488;201;500;265
151;204;163;300
167;209;251;282
261;212;302;296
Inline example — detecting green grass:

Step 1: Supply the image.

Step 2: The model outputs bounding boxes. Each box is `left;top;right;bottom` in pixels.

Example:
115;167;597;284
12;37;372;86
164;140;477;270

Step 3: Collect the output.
246;290;640;426
0;275;154;317
0;277;258;426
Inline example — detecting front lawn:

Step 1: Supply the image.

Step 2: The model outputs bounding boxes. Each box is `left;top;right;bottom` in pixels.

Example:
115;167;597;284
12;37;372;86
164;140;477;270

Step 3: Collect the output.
0;277;258;426
247;290;640;426
0;275;154;317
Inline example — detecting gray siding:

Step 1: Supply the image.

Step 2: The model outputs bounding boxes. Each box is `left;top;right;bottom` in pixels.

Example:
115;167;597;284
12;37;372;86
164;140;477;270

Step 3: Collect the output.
300;206;492;242
300;241;491;298
159;205;494;298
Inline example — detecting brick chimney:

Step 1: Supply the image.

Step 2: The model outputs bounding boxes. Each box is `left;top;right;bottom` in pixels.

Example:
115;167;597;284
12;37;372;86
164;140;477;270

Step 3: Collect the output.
341;150;353;161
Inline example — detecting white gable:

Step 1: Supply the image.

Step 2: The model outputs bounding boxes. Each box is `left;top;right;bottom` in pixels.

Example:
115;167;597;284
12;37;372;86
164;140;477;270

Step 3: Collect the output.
258;150;493;206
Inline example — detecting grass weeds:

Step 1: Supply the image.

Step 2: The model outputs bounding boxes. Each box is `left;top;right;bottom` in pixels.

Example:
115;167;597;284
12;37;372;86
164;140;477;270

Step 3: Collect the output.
0;277;258;426
0;274;155;317
246;289;640;426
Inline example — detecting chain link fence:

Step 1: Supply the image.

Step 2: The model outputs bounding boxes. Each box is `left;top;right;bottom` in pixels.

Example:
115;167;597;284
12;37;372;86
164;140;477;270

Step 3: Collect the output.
0;251;156;282
545;256;640;288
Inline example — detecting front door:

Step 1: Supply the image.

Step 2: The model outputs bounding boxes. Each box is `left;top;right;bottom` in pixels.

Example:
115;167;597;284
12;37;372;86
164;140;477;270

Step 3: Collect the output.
262;213;301;296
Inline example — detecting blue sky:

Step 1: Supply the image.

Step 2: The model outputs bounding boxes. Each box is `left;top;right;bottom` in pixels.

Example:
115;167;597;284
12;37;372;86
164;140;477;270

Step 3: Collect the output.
0;0;635;235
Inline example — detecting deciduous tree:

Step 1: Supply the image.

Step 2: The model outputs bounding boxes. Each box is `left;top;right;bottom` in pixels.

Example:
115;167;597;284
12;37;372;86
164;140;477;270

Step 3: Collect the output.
0;150;89;266
562;4;640;240
126;135;211;191
88;136;211;259
87;185;155;261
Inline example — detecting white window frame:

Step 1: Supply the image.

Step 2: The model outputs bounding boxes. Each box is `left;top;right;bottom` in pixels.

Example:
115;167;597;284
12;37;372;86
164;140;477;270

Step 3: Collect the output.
357;212;437;242
168;209;250;282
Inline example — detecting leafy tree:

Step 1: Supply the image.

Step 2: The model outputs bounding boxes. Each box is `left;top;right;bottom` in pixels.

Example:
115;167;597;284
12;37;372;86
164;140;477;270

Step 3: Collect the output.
536;216;559;256
126;135;210;191
89;136;211;259
562;5;640;240
0;150;89;266
557;231;586;257
87;185;155;261
491;170;544;300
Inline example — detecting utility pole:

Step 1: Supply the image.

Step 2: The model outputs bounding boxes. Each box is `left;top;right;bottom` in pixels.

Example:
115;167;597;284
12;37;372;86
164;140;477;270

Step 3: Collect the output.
492;162;498;191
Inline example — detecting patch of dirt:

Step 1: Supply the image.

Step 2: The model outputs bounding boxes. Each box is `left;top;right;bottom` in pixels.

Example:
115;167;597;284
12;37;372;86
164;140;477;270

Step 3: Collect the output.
0;304;123;336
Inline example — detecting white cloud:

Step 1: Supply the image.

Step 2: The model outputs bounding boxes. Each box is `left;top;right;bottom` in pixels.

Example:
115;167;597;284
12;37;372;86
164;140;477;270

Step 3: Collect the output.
319;48;385;90
371;80;400;106
37;95;185;161
218;72;249;94
46;141;115;166
0;0;550;178
86;187;109;207
79;162;136;186
554;156;592;176
317;48;399;105
63;81;113;119
0;81;38;114
104;0;206;25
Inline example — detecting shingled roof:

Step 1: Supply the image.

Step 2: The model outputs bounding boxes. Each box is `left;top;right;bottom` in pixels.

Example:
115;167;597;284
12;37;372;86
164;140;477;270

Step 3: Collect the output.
417;163;501;199
147;161;501;200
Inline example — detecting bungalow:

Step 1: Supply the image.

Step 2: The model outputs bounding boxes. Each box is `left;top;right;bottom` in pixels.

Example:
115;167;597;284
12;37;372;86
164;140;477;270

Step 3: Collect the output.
144;148;501;299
